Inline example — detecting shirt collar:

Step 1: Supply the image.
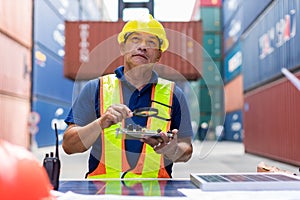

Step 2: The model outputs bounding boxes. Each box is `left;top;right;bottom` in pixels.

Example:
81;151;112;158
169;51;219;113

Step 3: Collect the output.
114;66;159;84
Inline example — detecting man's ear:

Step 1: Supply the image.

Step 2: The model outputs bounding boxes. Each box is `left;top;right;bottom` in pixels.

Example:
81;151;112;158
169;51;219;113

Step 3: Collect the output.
156;50;162;62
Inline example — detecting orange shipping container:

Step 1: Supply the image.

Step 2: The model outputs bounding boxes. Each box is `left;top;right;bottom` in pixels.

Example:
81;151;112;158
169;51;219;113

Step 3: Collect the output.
0;0;32;48
0;94;30;148
0;33;31;98
224;75;244;112
64;21;203;81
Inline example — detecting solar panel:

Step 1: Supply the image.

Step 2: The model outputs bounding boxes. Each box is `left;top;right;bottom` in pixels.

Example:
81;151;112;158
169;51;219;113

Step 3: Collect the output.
190;172;300;191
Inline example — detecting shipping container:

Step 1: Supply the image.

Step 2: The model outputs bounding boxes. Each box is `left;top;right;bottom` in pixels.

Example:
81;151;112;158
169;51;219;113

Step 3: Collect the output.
223;41;242;83
200;7;221;32
0;0;32;47
0;94;30;147
222;0;242;27
223;0;273;53
0;33;31;98
199;0;222;7
243;71;300;166
224;109;243;142
201;59;223;86
64;21;203;81
224;75;243;112
32;98;70;147
34;0;65;57
242;0;300;91
203;33;221;59
45;0;80;20
199;84;224;114
33;45;73;103
46;0;101;21
223;6;242;54
242;0;273;31
197;112;225;141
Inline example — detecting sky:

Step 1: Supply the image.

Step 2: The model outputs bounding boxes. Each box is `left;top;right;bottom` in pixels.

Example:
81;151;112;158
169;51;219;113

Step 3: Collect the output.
103;0;197;21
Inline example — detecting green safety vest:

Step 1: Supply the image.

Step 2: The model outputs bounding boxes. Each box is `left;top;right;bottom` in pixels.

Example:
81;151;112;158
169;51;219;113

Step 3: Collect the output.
87;74;174;179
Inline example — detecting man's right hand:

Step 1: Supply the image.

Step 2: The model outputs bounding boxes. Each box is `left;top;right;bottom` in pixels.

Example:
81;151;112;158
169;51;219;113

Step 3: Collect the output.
98;104;133;129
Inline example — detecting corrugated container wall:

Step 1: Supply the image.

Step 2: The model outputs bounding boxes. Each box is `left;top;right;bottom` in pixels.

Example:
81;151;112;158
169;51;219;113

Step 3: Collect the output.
64;21;203;81
223;41;242;83
224;75;243;113
0;0;32;47
242;0;300;91
243;71;300;166
32;0;102;147
195;3;224;141
0;0;32;147
32;98;69;147
0;95;31;147
200;7;221;32
224;109;243;142
222;0;242;28
199;0;222;7
223;0;273;54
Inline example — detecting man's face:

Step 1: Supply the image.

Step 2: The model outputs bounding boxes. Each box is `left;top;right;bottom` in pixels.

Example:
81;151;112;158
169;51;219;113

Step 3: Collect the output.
121;32;162;69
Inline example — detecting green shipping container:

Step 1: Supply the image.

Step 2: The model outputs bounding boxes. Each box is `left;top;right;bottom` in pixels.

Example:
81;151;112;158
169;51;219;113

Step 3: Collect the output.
200;7;221;32
199;84;224;114
201;60;223;86
203;33;222;59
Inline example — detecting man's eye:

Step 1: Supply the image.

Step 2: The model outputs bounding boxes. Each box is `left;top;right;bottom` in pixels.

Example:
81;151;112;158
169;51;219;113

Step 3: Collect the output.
131;37;140;42
148;40;156;45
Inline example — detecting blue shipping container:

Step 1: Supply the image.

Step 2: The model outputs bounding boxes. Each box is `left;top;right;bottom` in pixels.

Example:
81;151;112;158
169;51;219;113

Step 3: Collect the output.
224;109;243;142
223;7;243;53
224;42;242;83
223;0;273;53
32;98;70;147
242;0;300;90
222;0;242;27
46;0;101;21
34;0;65;57
46;0;80;20
33;45;73;103
241;0;273;33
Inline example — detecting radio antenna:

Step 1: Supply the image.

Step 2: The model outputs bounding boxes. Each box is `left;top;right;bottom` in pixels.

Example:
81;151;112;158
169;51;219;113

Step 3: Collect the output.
54;123;59;159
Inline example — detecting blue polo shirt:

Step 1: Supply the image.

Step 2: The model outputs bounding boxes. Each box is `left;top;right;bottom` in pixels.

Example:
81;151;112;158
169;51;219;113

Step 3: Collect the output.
65;66;193;177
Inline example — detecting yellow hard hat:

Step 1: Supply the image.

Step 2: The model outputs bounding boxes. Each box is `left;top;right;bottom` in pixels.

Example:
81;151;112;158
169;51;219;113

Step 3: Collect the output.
118;14;169;52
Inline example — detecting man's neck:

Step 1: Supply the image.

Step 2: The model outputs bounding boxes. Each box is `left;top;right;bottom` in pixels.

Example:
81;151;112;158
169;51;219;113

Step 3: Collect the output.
124;67;152;91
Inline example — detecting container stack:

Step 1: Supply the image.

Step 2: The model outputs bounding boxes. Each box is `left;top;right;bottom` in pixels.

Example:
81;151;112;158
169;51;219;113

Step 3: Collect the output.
241;0;300;166
201;0;225;141
222;0;273;142
0;0;32;148
32;0;102;147
191;0;224;140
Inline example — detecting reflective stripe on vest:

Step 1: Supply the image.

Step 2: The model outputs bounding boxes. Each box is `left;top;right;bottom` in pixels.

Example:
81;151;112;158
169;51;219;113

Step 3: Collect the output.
93;180;167;196
87;74;174;179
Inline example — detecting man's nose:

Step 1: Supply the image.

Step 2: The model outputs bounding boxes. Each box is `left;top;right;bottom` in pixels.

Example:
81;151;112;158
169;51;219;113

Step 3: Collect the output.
137;41;148;51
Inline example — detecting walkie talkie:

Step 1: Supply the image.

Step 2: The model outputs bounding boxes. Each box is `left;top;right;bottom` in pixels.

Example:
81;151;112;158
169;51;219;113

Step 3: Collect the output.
43;123;61;190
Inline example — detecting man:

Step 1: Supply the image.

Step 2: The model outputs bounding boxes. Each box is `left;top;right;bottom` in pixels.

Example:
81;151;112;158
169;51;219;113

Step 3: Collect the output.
63;14;193;178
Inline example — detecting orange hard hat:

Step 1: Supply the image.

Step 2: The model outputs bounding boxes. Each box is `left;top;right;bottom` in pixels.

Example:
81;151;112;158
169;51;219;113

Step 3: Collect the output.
0;140;55;200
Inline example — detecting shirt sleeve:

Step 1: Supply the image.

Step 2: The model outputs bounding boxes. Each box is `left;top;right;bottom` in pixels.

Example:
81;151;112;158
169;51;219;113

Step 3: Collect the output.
171;85;194;139
64;79;99;126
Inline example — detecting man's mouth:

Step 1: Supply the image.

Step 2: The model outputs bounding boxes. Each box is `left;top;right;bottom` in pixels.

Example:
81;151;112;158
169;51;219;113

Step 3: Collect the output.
132;54;148;60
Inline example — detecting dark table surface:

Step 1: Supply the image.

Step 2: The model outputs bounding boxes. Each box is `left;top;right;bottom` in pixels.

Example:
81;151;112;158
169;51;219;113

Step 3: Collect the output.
58;178;197;197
